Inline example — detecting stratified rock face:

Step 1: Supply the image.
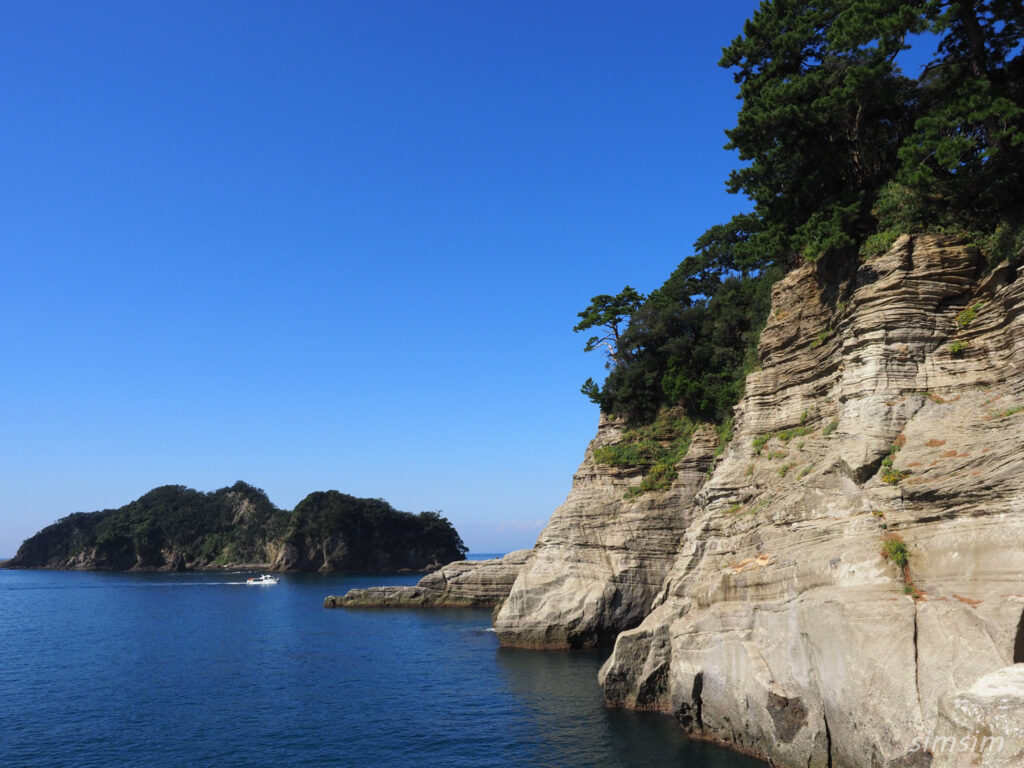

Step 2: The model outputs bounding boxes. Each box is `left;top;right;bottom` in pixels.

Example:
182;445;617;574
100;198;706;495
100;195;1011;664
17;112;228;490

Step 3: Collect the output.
930;665;1024;768
531;235;1024;767
324;550;532;608
493;418;718;649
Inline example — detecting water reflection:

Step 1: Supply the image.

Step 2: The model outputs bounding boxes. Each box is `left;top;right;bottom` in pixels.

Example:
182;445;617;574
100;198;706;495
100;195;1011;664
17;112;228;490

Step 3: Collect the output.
495;647;767;768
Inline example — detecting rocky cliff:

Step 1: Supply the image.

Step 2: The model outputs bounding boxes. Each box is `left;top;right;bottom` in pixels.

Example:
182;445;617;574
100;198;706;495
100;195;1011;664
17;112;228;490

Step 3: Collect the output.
499;235;1024;767
324;550;532;608
493;418;718;648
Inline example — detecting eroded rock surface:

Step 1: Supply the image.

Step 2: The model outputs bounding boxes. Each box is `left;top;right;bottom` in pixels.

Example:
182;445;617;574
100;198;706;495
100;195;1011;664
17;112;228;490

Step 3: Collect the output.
504;235;1024;766
324;550;532;608
930;665;1024;768
493;419;718;648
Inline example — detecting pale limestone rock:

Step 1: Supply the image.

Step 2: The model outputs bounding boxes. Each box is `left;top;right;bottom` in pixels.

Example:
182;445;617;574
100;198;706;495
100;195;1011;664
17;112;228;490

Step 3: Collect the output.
930;665;1024;768
324;550;531;608
506;235;1024;766
493;419;717;648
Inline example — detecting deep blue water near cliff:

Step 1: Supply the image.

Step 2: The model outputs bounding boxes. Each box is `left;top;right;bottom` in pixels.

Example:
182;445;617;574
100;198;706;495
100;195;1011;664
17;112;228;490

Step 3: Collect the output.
0;564;765;768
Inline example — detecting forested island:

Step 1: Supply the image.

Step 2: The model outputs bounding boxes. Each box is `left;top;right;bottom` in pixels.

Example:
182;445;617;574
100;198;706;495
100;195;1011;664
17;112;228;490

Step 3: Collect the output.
5;482;467;572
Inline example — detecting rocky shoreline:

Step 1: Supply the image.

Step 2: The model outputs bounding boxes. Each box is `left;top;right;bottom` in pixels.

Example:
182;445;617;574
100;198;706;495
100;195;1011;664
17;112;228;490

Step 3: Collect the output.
332;236;1024;768
324;550;531;609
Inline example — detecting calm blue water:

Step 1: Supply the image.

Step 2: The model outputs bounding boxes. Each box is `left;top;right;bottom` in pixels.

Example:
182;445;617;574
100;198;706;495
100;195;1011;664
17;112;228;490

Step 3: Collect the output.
0;568;765;767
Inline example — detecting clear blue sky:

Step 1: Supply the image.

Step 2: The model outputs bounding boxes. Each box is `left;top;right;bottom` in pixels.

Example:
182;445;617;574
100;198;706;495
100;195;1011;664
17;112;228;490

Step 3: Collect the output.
2;0;793;556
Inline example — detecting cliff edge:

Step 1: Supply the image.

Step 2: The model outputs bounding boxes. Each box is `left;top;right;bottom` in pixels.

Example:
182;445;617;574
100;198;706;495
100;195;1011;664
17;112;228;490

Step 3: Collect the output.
500;235;1024;767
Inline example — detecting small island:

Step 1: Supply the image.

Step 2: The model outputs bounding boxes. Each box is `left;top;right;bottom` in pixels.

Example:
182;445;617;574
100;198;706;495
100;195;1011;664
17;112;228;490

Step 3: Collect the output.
5;481;467;573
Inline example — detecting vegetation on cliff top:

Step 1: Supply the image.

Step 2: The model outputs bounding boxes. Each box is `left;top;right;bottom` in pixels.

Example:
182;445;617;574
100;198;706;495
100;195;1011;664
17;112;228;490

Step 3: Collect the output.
578;0;1024;438
7;482;467;571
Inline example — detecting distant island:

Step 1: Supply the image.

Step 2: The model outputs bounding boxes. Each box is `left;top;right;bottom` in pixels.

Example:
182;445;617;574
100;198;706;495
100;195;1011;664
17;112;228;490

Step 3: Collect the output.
5;481;467;572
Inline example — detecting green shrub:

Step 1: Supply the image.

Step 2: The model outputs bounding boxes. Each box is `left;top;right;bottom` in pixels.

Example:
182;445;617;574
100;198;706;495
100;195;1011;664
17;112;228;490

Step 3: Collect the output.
879;442;909;484
755;424;815;455
996;405;1024;418
625;462;680;499
956;302;984;329
714;417;734;458
882;537;909;569
777;425;815;443
881;467;910;485
605;410;701;500
594;439;666;468
860;228;901;259
823;420;838;436
977;223;1024;271
752;433;771;454
949;340;968;356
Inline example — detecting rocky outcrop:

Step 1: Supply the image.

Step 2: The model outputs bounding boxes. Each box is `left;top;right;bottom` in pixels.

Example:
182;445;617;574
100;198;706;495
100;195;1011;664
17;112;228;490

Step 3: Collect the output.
324;550;532;608
494;419;719;648
930;665;1024;768
506;235;1024;766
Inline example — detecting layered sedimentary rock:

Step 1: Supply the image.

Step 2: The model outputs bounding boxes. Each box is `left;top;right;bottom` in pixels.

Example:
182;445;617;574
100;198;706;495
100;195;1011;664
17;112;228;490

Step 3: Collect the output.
324;550;532;608
599;235;1024;766
494;419;718;648
505;235;1024;766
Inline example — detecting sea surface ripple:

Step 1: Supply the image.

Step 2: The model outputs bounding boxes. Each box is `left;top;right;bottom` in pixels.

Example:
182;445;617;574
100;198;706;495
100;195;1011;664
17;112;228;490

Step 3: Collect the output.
0;567;765;767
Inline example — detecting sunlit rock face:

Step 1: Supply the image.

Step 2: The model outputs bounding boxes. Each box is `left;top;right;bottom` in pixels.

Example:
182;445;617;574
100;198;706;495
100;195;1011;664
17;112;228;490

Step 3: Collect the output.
507;235;1024;767
928;665;1024;768
493;416;717;649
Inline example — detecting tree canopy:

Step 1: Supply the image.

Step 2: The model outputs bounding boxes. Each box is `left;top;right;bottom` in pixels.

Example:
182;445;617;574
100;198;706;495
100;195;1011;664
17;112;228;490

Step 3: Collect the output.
9;483;467;571
578;0;1024;427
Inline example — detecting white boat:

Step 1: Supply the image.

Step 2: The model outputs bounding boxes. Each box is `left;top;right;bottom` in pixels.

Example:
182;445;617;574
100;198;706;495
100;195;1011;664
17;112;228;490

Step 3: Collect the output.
246;574;279;585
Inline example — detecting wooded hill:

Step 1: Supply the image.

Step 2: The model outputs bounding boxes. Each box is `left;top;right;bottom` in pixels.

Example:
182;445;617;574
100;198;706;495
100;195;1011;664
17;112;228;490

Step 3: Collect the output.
6;481;467;572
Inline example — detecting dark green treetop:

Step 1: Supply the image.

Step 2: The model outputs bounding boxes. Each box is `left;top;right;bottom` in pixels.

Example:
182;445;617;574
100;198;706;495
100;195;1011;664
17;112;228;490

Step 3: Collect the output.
573;286;646;360
577;0;1024;428
720;0;921;261
897;1;1024;231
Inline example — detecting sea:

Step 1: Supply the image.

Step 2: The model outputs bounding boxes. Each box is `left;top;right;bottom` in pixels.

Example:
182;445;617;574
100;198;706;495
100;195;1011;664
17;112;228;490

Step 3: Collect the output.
0;556;766;767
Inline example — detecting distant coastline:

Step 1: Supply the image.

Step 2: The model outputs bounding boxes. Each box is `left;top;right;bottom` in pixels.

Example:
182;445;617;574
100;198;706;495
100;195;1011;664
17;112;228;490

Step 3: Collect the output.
7;482;468;574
